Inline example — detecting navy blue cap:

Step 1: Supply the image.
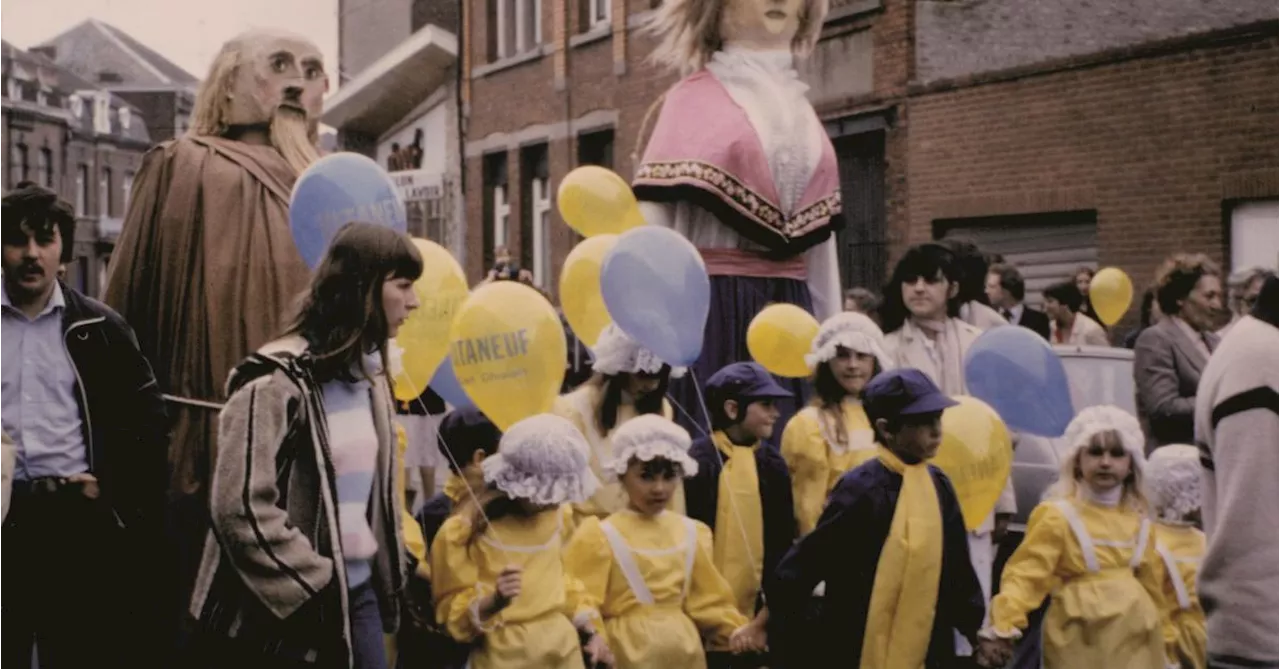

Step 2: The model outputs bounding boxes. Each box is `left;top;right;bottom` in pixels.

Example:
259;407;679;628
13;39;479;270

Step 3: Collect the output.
862;368;958;422
705;362;793;400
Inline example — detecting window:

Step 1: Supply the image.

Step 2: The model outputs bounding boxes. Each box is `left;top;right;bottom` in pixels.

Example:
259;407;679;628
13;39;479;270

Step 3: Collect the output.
38;148;53;188
9;143;29;187
1230;200;1280;272
100;167;113;217
482;152;510;271
119;107;132;130
76;164;89;216
70;95;83;118
34;147;48;186
583;0;609;30
492;0;541;60
93;95;111;134
521;144;551;286
4;77;17;99
577;129;615;169
122;171;135;211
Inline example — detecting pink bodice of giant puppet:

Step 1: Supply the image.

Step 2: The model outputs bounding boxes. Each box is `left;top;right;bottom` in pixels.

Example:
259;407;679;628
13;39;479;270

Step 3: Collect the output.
634;0;843;322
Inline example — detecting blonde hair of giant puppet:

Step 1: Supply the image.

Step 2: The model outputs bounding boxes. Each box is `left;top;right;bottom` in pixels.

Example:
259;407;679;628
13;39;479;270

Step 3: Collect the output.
188;32;322;174
645;0;829;74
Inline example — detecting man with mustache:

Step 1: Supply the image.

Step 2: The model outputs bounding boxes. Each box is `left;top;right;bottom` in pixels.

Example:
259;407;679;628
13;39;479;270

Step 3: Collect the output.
2;185;167;667
101;30;328;660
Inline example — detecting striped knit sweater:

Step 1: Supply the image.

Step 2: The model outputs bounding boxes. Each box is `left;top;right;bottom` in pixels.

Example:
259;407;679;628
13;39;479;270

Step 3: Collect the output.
321;355;382;588
1194;315;1279;666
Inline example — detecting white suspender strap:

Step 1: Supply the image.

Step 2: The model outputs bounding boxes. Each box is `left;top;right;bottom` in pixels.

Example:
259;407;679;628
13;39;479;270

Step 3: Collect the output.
1131;518;1151;570
1155;542;1192;610
600;520;655;605
682;518;698;601
1052;500;1100;573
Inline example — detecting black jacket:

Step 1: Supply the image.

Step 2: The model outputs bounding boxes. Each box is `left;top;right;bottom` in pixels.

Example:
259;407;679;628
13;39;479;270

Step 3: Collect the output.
685;435;798;614
59;282;168;531
766;459;985;668
1016;306;1052;341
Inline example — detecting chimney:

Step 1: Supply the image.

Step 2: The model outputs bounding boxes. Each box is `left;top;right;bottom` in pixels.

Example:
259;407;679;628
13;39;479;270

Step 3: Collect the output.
29;46;56;60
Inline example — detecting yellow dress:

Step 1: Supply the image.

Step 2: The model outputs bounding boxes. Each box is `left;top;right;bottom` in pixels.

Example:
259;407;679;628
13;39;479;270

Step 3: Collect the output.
991;497;1175;669
780;401;877;535
553;383;685;521
431;505;589;669
1154;522;1206;669
563;510;748;669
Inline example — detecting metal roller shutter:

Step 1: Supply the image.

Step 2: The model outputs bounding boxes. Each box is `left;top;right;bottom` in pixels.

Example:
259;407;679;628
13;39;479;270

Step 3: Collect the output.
938;215;1098;308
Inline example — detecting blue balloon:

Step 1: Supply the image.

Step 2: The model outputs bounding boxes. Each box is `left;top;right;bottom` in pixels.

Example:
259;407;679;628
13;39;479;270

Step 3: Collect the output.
964;326;1075;438
289;152;407;268
431;355;475;410
600;226;710;367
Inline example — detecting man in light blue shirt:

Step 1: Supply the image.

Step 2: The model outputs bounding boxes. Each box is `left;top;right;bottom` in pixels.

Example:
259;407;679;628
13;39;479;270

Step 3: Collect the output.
1;183;168;668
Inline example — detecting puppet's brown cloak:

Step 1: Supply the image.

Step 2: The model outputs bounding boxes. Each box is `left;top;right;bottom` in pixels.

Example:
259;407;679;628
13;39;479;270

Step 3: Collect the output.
104;135;311;498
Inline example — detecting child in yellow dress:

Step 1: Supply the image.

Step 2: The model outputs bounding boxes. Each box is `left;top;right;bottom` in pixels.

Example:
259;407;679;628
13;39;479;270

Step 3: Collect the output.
430;414;613;669
977;406;1175;668
781;311;893;535
1144;445;1207;669
555;324;687;523
564;415;756;669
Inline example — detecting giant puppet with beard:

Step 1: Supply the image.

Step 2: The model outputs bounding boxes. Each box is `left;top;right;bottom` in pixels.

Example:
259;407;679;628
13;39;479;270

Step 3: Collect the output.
633;0;842;436
102;30;326;629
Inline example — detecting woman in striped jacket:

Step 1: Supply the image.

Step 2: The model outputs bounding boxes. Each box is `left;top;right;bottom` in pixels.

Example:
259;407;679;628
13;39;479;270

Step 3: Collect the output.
188;222;421;669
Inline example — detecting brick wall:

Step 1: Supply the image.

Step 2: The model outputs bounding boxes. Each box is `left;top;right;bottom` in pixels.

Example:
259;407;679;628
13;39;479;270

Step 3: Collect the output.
462;0;681;289
908;28;1278;316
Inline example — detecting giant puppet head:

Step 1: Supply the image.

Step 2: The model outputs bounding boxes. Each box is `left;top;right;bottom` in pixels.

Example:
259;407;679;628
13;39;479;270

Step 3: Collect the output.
647;0;828;73
189;30;329;175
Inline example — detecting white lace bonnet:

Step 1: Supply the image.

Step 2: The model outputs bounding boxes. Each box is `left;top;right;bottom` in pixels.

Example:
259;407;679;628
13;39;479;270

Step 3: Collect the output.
1062;405;1146;471
591;323;687;378
482;414;601;505
1142;444;1202;522
603;414;699;480
804;311;893;372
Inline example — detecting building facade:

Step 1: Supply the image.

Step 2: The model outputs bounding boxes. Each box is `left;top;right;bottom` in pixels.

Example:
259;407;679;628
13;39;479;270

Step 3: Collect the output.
33;19;197;143
458;0;910;294
329;0;466;259
910;0;1278;313
2;40;152;297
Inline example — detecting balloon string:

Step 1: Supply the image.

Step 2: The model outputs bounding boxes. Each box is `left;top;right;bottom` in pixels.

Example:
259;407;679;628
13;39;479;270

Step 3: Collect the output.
684;370;768;609
398;366;516;569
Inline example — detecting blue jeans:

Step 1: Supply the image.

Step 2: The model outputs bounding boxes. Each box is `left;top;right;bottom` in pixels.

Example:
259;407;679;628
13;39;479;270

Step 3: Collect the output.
349;581;388;669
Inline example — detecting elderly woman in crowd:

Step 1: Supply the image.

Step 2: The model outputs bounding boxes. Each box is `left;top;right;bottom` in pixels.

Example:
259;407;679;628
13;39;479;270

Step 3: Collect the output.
1134;253;1224;452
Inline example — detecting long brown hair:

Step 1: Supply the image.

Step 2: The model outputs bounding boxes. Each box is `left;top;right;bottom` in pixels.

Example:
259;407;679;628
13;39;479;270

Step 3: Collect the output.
811;355;882;448
287;222;422;383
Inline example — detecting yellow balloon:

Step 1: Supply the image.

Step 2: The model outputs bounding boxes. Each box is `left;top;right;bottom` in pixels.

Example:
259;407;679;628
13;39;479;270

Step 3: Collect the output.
392;239;470;402
560;235;617;347
448;281;567;430
1090;267;1134;326
931;396;1014;531
747;304;821;378
557;165;646;237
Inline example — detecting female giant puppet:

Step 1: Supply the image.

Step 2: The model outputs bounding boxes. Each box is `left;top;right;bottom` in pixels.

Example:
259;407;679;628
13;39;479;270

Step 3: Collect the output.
633;0;842;434
102;30;326;658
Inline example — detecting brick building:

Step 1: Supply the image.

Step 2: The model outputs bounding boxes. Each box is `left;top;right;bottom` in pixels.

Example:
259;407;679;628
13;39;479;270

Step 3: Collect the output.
33;19;197;143
910;0;1278;314
2;40;152;297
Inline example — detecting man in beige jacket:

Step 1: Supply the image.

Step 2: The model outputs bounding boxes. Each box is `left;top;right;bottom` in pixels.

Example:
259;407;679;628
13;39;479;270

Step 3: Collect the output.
1043;280;1110;346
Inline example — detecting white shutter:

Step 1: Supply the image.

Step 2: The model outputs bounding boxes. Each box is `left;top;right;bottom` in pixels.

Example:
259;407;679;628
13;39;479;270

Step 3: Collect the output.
940;220;1097;308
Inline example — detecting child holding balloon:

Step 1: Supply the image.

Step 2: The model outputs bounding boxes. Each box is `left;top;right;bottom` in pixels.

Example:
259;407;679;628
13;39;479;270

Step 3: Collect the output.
563;415;759;669
684;362;798;668
429;413;613;669
555;324;687;523
977;406;1175;668
1144;445;1207;669
780;311;892;535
